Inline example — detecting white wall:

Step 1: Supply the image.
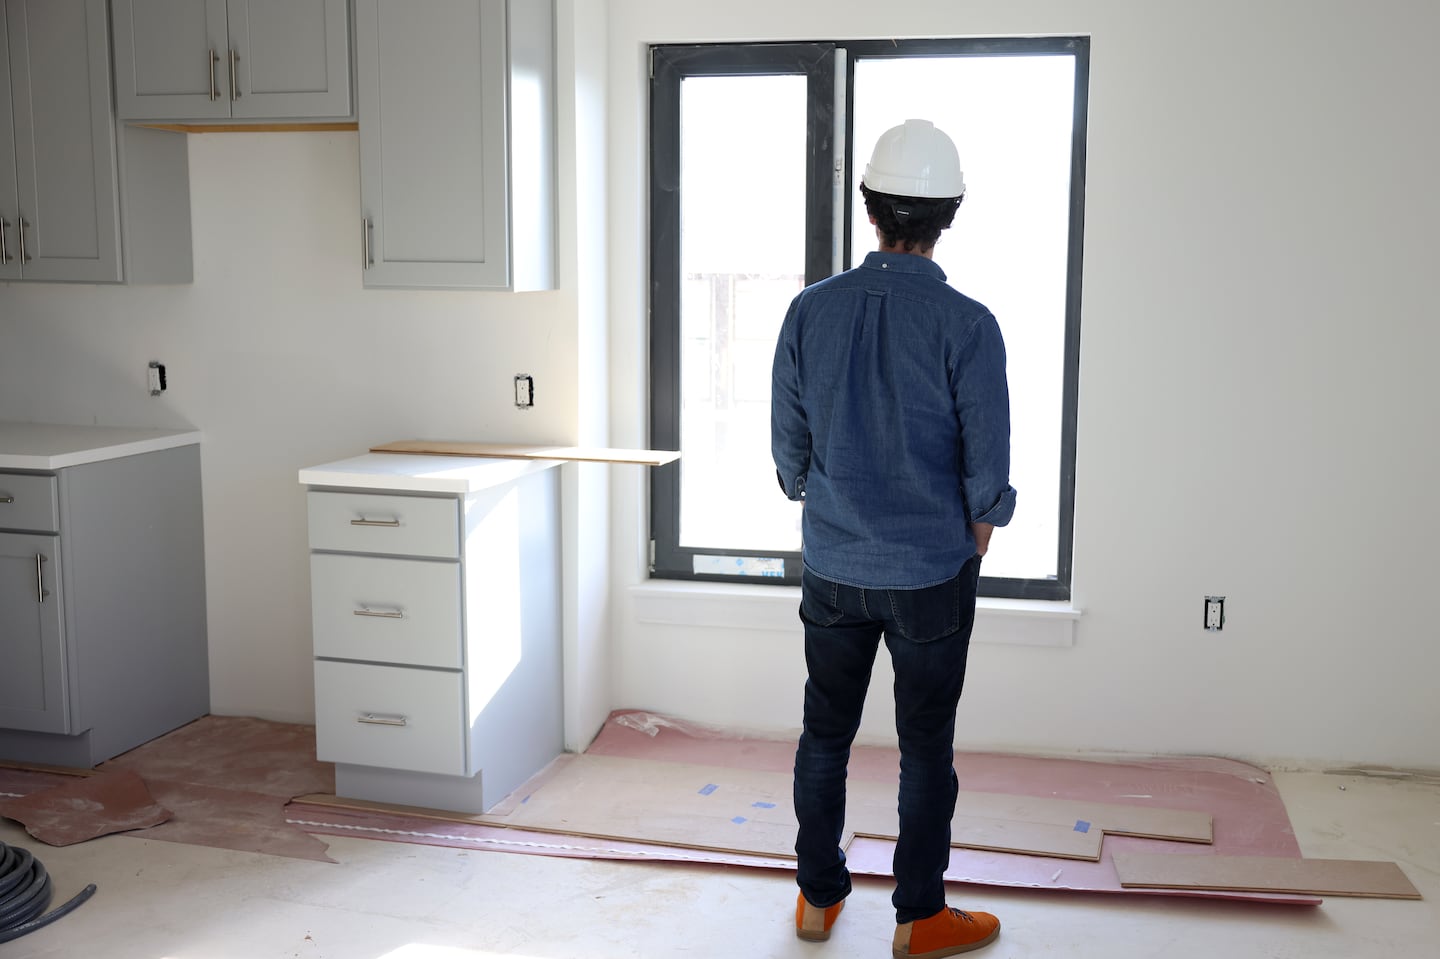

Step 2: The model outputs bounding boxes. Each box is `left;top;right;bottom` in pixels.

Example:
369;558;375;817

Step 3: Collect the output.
3;0;1436;772
605;0;1440;769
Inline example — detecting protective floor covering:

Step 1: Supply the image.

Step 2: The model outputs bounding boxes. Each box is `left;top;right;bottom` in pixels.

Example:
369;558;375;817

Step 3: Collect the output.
0;768;170;845
292;710;1323;904
0;716;335;862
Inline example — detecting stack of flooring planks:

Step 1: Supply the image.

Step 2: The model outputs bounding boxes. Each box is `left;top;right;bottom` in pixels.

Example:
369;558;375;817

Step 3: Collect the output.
460;753;1420;900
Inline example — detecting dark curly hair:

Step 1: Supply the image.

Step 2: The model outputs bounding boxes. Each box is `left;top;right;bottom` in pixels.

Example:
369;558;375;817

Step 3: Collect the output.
860;183;963;253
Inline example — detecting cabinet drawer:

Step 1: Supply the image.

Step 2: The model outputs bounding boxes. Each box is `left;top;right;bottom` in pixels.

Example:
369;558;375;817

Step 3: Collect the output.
0;474;59;533
314;660;465;776
310;554;462;668
307;491;459;558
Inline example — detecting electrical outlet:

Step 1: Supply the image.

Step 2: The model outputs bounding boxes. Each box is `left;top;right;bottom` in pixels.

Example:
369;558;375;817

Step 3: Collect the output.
1204;596;1225;631
514;374;534;409
147;361;167;395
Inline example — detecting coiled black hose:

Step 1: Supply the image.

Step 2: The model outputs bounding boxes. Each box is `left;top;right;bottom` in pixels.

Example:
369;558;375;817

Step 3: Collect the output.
0;840;96;944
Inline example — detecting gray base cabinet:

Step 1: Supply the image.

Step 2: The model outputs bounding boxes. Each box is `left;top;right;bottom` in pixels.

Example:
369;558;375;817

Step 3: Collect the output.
0;444;209;766
0;0;192;284
111;0;352;122
356;0;554;290
301;457;562;814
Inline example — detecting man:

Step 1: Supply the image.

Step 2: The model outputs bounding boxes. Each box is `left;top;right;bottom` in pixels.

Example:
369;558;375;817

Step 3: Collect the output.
771;118;1016;958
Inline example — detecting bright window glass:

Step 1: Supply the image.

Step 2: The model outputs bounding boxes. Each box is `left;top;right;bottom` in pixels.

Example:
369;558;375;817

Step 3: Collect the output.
851;55;1076;581
678;75;807;551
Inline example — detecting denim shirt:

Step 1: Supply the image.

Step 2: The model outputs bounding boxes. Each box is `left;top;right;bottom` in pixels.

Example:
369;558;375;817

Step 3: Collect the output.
771;251;1017;589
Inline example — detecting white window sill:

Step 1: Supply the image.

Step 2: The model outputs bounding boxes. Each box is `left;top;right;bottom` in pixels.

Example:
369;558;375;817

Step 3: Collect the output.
630;580;1080;647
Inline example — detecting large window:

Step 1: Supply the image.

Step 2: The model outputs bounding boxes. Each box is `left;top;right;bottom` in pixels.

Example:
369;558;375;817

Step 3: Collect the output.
649;38;1088;600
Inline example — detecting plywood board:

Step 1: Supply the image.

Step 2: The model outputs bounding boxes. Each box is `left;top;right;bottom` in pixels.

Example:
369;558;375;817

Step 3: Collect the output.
1113;853;1422;899
370;439;681;466
478;754;802;858
473;754;1153;862
848;802;1103;861
954;789;1212;844
846;778;1209;848
138;122;359;133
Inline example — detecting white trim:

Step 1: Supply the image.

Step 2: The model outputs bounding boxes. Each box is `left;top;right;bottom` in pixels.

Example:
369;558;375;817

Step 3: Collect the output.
629;579;1079;647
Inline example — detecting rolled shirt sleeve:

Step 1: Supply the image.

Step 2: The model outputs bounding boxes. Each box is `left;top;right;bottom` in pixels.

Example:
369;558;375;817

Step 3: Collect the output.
952;312;1017;528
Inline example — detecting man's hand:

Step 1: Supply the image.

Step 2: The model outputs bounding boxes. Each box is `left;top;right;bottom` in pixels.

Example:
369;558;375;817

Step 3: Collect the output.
972;522;995;557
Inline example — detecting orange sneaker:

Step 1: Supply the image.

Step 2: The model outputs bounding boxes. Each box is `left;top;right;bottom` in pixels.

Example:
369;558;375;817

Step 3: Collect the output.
892;906;1000;958
795;891;846;941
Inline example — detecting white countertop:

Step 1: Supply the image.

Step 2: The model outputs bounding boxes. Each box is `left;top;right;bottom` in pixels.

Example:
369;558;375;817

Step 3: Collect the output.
0;422;202;470
299;452;562;494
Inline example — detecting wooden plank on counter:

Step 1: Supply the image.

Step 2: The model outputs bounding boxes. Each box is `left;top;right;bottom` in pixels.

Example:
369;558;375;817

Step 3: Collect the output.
137;122;358;134
370;440;680;466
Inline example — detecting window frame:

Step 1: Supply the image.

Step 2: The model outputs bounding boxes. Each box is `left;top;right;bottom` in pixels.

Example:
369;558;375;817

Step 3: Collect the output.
648;37;1089;602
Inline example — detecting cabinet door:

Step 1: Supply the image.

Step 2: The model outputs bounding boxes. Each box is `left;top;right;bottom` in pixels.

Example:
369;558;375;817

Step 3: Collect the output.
356;0;509;289
0;4;19;281
111;0;230;121
228;0;351;119
0;533;69;735
5;0;122;282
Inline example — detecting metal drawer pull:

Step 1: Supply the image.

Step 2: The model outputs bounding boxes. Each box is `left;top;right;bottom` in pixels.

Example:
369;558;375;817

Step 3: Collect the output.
0;495;14;503
353;606;404;619
0;218;10;264
208;48;219;100
35;553;45;604
357;713;407;727
229;49;240;101
18;218;29;263
362;217;374;268
350;516;400;527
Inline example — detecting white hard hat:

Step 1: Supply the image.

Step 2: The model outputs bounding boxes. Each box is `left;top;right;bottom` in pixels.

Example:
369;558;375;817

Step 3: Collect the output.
861;119;965;199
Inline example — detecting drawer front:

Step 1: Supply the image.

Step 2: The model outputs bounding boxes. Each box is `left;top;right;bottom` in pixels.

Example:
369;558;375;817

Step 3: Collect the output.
307;491;459;558
310;553;462;668
314;660;466;776
0;474;59;533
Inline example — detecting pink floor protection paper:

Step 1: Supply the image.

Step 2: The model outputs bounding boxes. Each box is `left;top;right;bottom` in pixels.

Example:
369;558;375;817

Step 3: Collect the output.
291;710;1320;905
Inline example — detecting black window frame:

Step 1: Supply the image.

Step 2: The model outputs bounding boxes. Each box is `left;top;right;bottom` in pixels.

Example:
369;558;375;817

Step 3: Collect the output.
649;37;1089;602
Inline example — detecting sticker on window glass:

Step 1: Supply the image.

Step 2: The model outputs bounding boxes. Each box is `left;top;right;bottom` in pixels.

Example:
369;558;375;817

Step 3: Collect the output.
692;555;785;577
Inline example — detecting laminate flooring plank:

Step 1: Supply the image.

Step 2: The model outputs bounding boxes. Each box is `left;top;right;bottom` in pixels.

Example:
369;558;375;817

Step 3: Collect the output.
1113;853;1422;899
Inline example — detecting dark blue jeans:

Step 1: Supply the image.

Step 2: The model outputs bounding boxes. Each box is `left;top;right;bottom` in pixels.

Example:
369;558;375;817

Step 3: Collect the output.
793;554;981;924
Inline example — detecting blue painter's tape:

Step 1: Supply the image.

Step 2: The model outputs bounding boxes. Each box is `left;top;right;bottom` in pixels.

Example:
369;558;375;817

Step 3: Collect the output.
732;816;748;825
698;783;718;795
1074;820;1091;834
752;801;777;809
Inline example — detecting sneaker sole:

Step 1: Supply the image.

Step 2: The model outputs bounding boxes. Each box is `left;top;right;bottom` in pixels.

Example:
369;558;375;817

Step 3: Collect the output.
796;928;832;942
893;924;1000;959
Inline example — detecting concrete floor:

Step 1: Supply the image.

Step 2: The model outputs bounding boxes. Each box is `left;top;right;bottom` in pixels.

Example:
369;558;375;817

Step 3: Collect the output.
3;769;1437;958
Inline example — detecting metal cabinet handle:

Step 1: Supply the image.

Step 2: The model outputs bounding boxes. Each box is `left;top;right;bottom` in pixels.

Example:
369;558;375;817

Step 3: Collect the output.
0;218;10;265
353;607;404;619
18;218;29;263
35;553;45;604
357;713;407;727
362;217;374;268
0;494;13;504
349;517;399;527
229;49;240;101
208;48;219;100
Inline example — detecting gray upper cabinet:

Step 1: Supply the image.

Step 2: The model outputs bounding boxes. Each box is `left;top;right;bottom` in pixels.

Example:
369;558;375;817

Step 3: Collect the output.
0;0;121;282
0;0;191;284
112;0;352;121
357;0;554;291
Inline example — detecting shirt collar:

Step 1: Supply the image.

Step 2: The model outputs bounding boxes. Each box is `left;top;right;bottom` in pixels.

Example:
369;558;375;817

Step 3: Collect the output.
861;251;948;283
